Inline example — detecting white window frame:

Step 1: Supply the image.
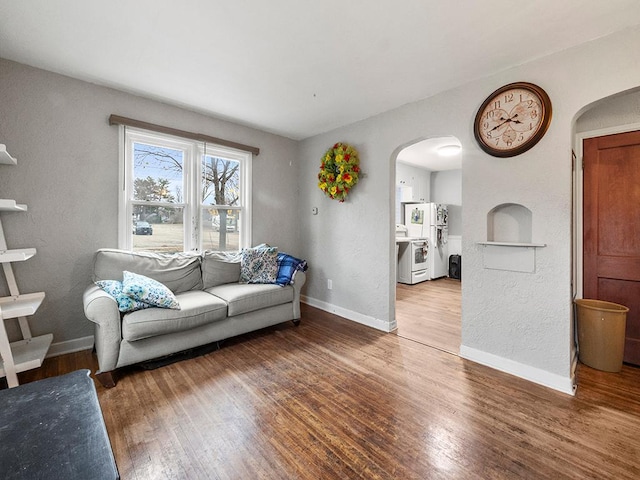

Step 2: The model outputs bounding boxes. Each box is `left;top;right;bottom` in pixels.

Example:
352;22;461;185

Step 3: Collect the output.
118;126;252;252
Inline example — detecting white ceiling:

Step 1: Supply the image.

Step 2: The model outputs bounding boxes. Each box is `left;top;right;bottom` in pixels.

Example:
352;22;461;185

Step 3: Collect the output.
1;1;640;141
397;137;462;171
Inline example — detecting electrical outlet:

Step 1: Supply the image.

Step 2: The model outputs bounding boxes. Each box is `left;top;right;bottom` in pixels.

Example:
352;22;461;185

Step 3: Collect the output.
327;279;332;290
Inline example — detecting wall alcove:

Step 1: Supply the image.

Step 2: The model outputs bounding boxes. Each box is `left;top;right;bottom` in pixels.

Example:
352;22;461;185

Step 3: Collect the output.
478;203;545;272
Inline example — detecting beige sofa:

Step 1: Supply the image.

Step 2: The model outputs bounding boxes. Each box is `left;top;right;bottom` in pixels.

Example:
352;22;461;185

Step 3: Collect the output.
83;248;306;387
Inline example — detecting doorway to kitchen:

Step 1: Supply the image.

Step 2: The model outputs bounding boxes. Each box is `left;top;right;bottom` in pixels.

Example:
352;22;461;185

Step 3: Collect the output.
396;278;461;353
394;136;462;355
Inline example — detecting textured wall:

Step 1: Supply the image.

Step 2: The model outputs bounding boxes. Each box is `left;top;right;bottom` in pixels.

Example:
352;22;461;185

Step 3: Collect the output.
298;26;640;386
575;87;640;133
0;58;298;346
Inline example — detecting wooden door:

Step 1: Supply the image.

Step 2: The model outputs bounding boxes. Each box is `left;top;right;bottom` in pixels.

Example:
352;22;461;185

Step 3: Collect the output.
583;130;640;365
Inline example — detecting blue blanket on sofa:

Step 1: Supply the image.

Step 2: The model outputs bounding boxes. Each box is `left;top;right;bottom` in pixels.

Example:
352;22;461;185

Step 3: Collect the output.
276;253;308;286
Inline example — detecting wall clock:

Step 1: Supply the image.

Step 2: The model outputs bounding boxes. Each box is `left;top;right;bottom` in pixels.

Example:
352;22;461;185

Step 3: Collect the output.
474;82;552;157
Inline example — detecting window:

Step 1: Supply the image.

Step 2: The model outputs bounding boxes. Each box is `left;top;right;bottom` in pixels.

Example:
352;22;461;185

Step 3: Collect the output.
119;128;252;253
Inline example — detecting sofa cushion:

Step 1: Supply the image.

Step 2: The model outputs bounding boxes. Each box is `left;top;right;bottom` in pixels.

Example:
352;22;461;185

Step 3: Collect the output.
206;283;293;317
122;291;227;341
202;251;241;288
93;249;203;294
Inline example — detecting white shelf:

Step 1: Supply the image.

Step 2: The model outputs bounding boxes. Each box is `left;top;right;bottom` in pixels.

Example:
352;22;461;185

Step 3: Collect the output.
0;248;37;263
0;144;50;387
477;241;546;248
478;242;544;273
0;199;28;212
0;334;53;377
0;292;46;319
0;144;17;165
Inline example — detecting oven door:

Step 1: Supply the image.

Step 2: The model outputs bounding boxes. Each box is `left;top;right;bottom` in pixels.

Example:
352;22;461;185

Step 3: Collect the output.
411;240;429;271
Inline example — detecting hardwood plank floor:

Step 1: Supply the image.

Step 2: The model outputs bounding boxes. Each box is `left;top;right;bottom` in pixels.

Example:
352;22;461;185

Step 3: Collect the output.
395;278;461;354
6;303;640;479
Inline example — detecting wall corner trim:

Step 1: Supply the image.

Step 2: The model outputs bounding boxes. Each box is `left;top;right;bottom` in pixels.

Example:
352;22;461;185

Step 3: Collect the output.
460;344;576;396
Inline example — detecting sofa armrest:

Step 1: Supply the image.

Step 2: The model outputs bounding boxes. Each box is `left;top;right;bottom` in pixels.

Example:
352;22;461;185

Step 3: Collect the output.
290;271;306;319
83;285;122;373
291;270;306;290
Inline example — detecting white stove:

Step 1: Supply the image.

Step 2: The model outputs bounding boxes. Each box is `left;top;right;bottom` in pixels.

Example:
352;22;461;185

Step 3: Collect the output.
395;224;429;284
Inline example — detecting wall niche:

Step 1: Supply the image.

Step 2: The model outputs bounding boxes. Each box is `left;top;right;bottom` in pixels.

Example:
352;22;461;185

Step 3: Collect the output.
487;203;532;243
479;203;545;273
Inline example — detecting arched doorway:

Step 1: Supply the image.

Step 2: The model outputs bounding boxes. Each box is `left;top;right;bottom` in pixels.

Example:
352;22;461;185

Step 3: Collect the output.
574;87;640;368
392;136;462;354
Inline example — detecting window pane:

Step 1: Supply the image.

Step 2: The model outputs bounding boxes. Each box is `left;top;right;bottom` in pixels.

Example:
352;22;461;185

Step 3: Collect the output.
132;205;184;253
202;208;240;252
122;129;250;253
133;142;184;203
202;155;240;206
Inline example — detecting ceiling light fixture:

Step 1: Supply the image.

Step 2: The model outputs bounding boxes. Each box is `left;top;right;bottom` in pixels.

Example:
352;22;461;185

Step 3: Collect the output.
437;144;461;157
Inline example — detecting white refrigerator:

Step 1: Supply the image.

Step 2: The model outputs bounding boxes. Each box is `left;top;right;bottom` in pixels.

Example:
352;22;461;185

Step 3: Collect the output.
404;203;449;279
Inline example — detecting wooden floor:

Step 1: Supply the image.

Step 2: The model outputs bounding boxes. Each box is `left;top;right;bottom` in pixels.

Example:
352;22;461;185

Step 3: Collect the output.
395;277;461;354
9;303;640;479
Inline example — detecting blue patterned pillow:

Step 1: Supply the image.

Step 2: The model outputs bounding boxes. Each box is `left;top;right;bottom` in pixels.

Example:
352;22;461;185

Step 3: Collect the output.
95;280;152;313
122;271;180;309
239;246;279;284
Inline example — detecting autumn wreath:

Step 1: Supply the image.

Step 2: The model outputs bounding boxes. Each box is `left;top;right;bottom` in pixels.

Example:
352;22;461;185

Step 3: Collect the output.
317;142;360;202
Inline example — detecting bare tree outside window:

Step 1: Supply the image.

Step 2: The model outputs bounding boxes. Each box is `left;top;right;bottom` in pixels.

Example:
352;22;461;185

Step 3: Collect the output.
132;142;241;251
203;154;240;250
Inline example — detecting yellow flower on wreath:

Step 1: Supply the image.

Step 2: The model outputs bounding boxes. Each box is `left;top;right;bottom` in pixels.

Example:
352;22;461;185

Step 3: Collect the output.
317;142;360;202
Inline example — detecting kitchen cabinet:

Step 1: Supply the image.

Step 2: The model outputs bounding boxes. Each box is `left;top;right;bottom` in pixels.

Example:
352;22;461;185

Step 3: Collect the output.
397;163;430;203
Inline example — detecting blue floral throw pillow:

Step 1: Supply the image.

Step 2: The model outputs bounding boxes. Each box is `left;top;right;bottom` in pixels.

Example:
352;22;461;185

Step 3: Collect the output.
239;246;279;284
122;271;180;309
95;280;152;313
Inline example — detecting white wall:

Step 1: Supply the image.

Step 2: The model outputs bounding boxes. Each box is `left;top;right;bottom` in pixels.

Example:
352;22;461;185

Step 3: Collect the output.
0;58;299;350
298;26;640;393
575;87;640;132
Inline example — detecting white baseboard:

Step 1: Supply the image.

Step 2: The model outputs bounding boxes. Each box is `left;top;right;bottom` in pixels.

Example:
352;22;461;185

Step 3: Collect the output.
301;296;395;332
460;344;576;396
46;335;94;358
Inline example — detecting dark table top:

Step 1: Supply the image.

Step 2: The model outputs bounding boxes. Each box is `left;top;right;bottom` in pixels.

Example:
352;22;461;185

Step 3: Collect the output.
0;369;119;480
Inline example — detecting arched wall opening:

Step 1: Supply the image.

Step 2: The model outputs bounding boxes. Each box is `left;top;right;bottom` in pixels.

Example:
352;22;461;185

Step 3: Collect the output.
390;135;462;353
572;86;640;370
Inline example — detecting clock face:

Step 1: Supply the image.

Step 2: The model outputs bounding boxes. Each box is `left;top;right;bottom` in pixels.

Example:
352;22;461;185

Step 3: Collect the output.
474;82;552;157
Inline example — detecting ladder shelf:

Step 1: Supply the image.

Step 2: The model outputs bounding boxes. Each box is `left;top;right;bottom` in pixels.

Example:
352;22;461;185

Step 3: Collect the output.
0;144;17;165
0;248;37;263
0;199;28;212
0;144;51;388
0;334;53;379
0;292;46;319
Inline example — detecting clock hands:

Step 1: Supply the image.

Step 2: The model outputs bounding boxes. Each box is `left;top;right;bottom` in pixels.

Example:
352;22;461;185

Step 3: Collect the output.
490;113;521;132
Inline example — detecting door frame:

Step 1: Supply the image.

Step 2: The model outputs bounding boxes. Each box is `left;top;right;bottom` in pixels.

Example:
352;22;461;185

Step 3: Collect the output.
573;121;640;300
